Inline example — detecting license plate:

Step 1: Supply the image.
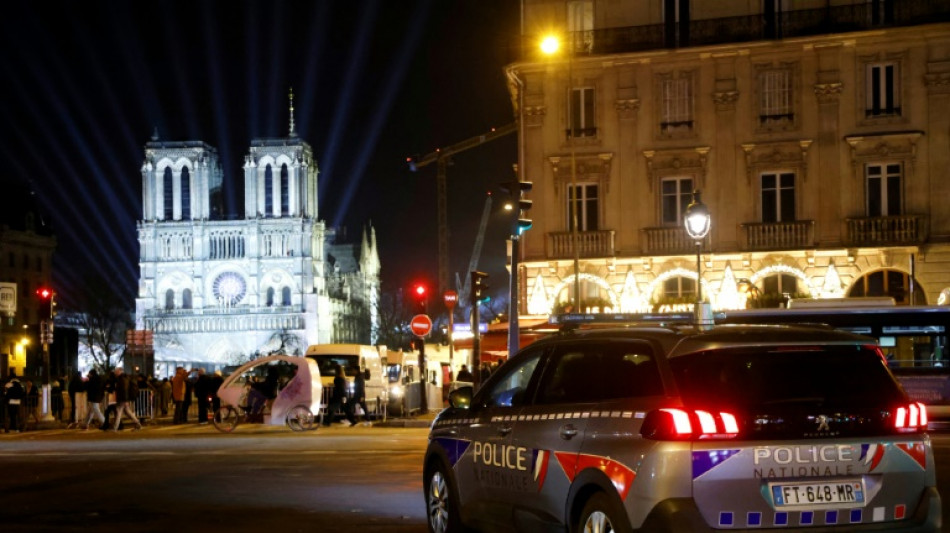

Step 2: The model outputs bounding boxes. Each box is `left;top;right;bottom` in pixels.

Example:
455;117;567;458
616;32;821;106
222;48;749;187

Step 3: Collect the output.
770;480;865;507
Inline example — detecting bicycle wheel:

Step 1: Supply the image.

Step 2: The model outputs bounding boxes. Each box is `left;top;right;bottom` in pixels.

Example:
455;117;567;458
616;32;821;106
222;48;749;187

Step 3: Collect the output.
212;406;240;433
286;405;315;432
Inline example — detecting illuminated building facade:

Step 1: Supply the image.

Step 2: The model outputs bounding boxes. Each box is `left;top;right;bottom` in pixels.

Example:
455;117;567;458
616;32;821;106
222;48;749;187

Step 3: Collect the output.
507;0;950;314
134;115;380;373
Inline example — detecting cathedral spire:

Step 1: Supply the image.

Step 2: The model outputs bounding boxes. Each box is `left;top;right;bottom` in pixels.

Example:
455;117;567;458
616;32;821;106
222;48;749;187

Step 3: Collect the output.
288;87;296;138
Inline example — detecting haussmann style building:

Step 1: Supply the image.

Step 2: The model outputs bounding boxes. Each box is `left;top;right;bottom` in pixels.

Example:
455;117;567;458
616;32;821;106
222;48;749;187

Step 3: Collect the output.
505;0;950;315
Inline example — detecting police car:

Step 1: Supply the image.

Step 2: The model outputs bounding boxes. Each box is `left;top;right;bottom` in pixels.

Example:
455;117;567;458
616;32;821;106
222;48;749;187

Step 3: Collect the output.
423;323;941;532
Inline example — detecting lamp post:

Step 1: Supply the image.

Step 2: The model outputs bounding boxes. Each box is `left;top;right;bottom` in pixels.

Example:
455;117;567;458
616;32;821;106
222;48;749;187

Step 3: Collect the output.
684;190;711;327
540;33;581;311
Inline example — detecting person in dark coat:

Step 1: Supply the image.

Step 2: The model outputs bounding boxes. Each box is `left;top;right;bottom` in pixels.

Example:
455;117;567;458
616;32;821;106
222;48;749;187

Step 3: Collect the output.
193;368;213;424
67;370;84;424
323;363;356;426
455;365;474;383
351;368;370;424
51;377;65;421
82;368;106;429
210;370;224;413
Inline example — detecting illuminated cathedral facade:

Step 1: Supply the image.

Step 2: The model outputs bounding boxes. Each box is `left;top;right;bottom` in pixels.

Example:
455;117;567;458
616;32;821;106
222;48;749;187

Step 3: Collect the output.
134;112;379;374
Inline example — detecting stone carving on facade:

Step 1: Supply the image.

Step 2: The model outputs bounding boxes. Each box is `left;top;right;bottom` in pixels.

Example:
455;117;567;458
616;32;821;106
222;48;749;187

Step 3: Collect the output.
924;72;950;95
547;153;613;197
740;139;813;184
712;90;739;112
844;132;922;174
642;146;710;191
813;82;843;104
615;98;640;120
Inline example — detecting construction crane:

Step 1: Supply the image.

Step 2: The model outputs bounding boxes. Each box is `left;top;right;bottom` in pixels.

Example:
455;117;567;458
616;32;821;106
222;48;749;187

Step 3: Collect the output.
457;192;493;306
406;122;517;295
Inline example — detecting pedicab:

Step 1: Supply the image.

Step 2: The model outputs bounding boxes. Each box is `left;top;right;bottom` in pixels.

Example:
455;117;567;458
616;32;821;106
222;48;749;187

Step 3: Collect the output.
212;355;323;433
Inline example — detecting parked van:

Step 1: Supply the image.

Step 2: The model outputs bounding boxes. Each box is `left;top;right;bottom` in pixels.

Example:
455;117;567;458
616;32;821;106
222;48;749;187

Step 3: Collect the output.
305;344;387;419
385;349;443;416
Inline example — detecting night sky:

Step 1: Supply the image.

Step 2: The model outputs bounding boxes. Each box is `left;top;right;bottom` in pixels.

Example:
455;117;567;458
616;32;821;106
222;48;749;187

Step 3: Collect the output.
1;0;520;309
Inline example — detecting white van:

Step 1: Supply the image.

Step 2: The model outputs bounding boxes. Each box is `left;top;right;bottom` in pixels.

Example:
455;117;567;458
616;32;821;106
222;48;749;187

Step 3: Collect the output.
385;349;443;416
305;344;387;419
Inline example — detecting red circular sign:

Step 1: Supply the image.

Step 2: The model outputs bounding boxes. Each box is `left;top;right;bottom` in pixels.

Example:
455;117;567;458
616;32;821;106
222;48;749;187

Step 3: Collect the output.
410;314;433;337
443;290;458;309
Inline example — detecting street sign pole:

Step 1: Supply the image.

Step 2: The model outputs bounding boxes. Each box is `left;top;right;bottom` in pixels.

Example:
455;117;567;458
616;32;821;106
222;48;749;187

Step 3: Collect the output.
410;314;433;415
443;291;458;379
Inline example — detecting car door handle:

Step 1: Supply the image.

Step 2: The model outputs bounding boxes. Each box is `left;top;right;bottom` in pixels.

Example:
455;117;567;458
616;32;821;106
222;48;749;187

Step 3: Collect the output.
559;424;578;440
497;424;512;436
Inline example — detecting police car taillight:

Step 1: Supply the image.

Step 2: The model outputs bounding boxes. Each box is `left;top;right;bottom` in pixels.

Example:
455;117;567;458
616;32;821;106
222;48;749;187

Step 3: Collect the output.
641;408;740;440
894;402;928;432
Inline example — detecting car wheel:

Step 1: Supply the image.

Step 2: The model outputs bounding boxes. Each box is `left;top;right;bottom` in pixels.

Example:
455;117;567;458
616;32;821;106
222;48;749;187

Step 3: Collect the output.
425;460;461;533
576;492;632;533
212;406;239;433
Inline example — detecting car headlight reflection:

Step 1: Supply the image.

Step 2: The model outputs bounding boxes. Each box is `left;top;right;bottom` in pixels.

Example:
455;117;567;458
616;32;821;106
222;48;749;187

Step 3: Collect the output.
390;385;404;398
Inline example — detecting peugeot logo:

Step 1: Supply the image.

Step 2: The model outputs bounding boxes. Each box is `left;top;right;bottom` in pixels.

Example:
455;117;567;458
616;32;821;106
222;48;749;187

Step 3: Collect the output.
816;415;830;432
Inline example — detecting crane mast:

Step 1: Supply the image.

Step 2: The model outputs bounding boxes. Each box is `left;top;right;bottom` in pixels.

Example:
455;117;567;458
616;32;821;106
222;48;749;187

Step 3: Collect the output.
407;122;516;294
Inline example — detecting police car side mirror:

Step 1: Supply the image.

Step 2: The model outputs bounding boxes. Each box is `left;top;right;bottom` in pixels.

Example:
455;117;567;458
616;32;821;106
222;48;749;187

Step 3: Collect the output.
448;386;472;410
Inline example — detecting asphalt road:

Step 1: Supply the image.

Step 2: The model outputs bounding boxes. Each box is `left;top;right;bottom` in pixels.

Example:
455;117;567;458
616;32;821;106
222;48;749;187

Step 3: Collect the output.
1;422;949;532
0;422;430;533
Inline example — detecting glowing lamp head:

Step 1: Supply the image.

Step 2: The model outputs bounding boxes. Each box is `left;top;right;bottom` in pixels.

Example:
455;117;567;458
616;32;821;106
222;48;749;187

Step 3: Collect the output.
684;190;711;240
540;35;561;56
36;287;53;300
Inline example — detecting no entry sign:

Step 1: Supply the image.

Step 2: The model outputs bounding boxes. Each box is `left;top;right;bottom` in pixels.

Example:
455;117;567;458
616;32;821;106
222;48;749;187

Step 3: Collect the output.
410;314;433;337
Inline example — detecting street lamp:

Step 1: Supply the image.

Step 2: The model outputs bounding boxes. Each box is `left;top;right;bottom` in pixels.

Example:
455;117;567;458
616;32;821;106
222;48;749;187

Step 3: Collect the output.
540;32;581;311
684;190;711;327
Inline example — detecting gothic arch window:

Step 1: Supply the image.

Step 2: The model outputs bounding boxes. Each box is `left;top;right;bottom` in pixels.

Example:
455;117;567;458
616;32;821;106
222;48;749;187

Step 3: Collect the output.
264;164;274;217
282;286;292;306
266;287;275;307
165;289;175;310
163;167;174;220
182;288;192;309
181;166;191;220
848;269;925;305
280;164;290;216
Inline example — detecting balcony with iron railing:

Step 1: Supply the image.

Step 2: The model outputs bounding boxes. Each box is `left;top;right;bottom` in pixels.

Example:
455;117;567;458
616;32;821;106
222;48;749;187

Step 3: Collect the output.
546;230;615;259
741;220;814;251
846;215;927;246
641;227;707;256
519;1;950;58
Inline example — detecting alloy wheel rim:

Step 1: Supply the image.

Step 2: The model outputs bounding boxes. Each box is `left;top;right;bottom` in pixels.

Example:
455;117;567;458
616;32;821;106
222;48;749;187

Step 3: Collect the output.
427;471;449;533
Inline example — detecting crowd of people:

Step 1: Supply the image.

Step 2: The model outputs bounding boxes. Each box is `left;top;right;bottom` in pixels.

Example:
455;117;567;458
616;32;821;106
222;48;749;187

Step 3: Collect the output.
0;366;225;432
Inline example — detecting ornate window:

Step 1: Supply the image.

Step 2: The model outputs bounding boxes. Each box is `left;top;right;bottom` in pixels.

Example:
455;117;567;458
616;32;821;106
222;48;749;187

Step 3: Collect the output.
180;166;191;220
866;162;902;216
660;176;693;225
282;287;292;306
280;164;290;216
568;86;596;138
567;183;599;231
760;172;796;222
264;164;274;217
162;167;174;220
866;62;900;118
212;272;246;307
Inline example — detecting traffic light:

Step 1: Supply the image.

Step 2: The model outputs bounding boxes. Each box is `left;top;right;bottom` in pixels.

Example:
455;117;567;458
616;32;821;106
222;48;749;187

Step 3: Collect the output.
35;286;55;318
412;283;428;314
470;271;489;306
500;180;533;235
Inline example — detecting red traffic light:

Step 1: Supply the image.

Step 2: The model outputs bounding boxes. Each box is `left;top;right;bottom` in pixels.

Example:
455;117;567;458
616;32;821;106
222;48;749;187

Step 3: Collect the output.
414;284;427;298
36;287;53;299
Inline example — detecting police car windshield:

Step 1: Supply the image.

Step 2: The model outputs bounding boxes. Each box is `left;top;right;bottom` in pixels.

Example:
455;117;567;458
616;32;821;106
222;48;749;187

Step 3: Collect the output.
669;345;905;409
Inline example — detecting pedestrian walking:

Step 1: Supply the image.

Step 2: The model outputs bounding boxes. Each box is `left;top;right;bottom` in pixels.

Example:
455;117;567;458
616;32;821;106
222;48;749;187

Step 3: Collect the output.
51;377;65;421
172;367;187;424
194;368;212;424
351;368;370;423
210;370;224;413
4;372;25;433
23;379;40;427
323;363;356;426
82;368;106;430
111;367;142;431
160;377;172;416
